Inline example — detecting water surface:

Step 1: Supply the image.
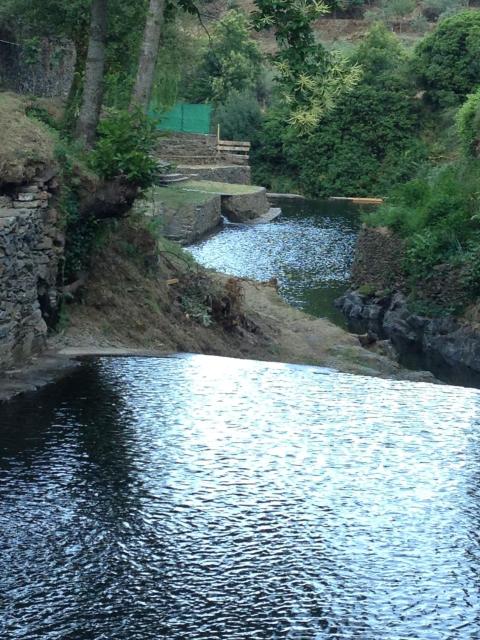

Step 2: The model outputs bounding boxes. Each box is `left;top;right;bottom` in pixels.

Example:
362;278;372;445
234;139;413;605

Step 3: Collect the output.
1;354;480;639
188;199;360;326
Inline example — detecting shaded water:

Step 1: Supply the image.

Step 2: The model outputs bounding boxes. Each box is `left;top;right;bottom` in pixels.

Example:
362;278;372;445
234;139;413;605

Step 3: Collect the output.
188;199;359;326
2;354;480;639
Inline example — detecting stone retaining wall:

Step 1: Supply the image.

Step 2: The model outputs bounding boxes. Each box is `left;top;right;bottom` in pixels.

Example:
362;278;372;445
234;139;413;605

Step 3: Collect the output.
0;184;63;367
222;187;269;222
177;165;251;185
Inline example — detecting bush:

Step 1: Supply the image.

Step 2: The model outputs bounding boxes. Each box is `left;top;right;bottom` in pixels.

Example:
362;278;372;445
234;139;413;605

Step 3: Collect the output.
421;0;468;22
287;78;424;197
89;109;159;187
365;160;480;311
213;91;263;141
456;88;480;157
351;22;408;83
252;25;423;197
411;11;480;108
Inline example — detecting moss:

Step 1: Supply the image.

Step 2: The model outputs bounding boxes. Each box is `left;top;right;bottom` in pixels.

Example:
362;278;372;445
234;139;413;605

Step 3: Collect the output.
145;185;216;207
181;180;263;195
358;283;377;296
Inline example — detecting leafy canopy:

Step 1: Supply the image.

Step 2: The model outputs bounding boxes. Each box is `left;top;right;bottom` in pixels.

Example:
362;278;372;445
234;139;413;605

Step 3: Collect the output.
411;11;480;108
252;0;361;129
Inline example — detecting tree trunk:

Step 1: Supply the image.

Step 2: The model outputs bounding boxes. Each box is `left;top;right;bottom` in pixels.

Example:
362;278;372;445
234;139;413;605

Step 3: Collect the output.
131;0;165;112
75;0;109;146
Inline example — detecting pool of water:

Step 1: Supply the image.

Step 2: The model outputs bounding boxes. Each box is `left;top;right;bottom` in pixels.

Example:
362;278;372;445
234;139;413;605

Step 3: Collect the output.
187;199;360;326
2;354;480;639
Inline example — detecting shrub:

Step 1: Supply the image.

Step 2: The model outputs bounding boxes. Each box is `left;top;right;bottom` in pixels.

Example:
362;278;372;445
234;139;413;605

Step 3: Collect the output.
213;91;263;141
89;108;159;187
285;78;424;197
456;88;480;157
365;160;480;311
351;22;408;83
420;0;468;22
411;11;480;108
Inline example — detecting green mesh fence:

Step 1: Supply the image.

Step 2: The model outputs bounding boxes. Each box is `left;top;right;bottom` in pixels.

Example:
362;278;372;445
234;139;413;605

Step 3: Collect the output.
154;103;213;134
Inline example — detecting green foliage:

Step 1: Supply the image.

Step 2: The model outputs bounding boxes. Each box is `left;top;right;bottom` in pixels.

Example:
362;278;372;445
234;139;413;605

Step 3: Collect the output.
0;0;90;45
351;22;408;83
26;102;60;130
190;10;263;105
103;0;149;109
89;109;159;187
253;0;362;130
294;82;423;197
380;0;416;20
365;160;480;311
411;11;480;108
151;16;201;109
420;0;468;22
52;140;101;283
456;88;480;157
253;26;422;197
213;91;263;141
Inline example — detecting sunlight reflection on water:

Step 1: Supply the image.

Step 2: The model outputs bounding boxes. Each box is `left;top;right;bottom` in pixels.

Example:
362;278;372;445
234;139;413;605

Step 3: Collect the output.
187;199;359;325
1;354;480;639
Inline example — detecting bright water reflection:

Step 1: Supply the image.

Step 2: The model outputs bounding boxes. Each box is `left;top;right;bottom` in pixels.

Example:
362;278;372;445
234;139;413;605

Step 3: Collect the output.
187;199;359;325
1;354;480;639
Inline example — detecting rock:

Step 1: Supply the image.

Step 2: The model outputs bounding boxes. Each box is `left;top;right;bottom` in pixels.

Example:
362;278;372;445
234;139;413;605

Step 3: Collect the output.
337;286;480;386
13;200;42;209
16;192;36;202
358;332;377;347
222;188;269;222
0;183;61;369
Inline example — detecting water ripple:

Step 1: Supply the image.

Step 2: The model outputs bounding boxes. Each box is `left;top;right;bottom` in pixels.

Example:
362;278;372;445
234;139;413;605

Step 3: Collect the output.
187;199;359;325
1;355;480;639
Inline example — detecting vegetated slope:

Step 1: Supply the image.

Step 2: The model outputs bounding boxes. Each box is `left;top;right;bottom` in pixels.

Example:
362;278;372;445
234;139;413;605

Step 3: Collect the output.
359;10;480;318
196;0;479;53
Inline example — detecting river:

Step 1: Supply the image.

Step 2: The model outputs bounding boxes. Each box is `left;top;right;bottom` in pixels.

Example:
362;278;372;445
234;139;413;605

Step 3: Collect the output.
188;198;360;326
2;200;480;639
1;355;480;639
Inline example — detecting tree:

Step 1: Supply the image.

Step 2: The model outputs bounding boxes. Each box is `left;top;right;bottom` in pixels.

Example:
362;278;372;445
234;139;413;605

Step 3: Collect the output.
76;0;109;145
193;10;263;105
411;11;480;108
456;89;480;158
214;90;263;140
131;0;166;111
252;0;361;129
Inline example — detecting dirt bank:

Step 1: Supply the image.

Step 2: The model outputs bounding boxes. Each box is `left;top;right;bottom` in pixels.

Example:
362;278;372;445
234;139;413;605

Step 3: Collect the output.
54;219;434;380
0;217;437;403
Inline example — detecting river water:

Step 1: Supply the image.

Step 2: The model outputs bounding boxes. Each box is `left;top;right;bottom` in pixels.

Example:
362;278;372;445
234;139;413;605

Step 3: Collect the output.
2;354;480;639
188;198;359;326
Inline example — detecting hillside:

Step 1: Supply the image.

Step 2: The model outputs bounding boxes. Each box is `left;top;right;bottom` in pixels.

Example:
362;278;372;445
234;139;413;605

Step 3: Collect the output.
196;0;480;53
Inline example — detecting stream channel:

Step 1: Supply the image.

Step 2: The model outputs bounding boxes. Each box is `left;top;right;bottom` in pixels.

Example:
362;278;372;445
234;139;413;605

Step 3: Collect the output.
2;200;480;639
188;198;360;327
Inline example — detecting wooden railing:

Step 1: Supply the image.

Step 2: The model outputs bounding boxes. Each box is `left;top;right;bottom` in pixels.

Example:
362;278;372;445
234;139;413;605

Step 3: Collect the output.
216;126;250;165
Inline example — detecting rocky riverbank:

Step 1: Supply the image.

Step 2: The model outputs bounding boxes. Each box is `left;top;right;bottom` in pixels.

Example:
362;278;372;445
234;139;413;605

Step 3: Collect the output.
337;226;480;386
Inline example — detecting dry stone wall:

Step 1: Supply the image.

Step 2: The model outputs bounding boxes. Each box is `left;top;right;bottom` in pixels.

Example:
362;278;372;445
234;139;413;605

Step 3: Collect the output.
0;184;63;368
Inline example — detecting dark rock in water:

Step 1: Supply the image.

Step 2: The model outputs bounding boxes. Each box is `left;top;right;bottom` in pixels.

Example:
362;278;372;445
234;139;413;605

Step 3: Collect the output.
336;289;480;387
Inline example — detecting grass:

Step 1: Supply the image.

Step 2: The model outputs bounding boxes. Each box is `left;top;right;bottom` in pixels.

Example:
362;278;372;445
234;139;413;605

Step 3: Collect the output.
0;92;55;185
144;185;217;207
180;180;263;195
